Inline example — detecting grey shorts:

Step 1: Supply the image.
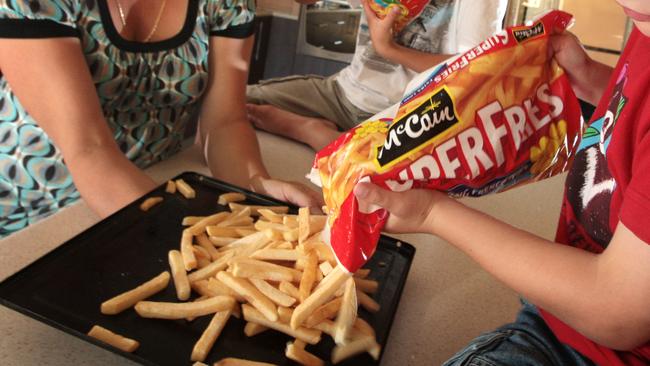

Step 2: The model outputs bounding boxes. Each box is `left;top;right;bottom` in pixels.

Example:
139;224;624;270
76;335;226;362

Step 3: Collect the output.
246;74;373;130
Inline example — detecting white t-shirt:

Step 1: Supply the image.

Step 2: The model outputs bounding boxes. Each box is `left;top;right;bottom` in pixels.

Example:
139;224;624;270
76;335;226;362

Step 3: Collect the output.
336;0;508;114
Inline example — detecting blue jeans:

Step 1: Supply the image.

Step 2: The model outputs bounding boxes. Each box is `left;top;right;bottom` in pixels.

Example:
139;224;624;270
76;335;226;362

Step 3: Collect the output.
442;301;596;366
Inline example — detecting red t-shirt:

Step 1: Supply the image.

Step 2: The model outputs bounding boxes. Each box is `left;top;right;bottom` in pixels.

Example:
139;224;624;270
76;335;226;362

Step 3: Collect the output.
539;28;650;365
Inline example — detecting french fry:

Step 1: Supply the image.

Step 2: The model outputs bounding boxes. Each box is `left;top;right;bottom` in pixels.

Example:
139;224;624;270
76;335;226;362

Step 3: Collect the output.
207;226;247;238
291;266;350;330
231;258;301;283
209;236;238;247
217;271;278;322
242;304;321;345
286;340;324;366
275;241;294;250
175;178;196;199
279;281;300;300
299;250;318;302
356;289;380;313
244;321;269;337
218;192;246;205
197;257;211;269
319;261;334;276
354;278;379;294
168;250;190;301
218;216;255;228
193;244;211;260
182;216;204;226
298;207;310;245
258;208;283;223
87;325;139;353
282;228;299;243
135;295;235;320
353;318;376;338
165;180;176;194
195;233;220;261
229;203;289;216
101;272;170;315
250;278;296;308
187;251;234;283
331;336;380;364
188;212;229;236
214;358;277;366
186;295;209;322
254;220;287;232
180;230;197;271
277;306;293;323
305;297;343;328
191;310;232;362
251;249;299;262
139;196;163;211
334;277;357;344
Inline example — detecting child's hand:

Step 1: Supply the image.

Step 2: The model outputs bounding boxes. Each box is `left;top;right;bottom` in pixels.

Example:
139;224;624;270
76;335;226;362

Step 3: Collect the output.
361;0;400;57
251;176;324;211
353;182;448;234
549;30;612;105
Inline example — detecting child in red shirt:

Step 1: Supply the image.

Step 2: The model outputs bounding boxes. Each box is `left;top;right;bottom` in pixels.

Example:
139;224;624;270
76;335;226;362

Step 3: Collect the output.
354;1;650;364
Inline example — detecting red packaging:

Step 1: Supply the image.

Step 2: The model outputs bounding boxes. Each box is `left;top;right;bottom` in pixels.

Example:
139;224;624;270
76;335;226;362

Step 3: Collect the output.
311;10;583;273
367;0;430;31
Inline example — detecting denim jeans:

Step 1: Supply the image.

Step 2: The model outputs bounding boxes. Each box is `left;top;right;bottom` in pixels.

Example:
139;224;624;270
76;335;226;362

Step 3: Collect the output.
442;301;596;366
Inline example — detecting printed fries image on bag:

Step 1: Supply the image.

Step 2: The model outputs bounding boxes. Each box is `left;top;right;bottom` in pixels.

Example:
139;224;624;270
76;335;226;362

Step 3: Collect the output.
311;10;584;273
367;0;429;31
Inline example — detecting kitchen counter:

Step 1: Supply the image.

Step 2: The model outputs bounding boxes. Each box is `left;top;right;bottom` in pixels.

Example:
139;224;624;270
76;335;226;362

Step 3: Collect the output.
0;131;566;365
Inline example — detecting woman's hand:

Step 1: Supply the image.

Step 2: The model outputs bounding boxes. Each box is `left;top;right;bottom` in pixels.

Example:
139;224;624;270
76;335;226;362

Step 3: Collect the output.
361;0;400;57
549;31;613;105
353;182;448;234
251;176;324;210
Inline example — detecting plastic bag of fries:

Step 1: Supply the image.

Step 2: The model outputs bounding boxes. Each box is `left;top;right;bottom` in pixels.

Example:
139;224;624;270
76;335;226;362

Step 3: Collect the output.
311;10;583;273
366;0;430;31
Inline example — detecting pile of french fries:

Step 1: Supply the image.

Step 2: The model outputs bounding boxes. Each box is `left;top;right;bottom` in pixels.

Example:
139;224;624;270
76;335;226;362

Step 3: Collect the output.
93;187;382;365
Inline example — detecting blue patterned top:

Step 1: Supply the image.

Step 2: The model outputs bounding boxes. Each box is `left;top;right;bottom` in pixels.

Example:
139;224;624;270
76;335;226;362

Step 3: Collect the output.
0;0;255;237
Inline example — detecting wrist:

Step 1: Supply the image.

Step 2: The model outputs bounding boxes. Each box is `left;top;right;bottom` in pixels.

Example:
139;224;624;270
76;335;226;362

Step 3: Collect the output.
374;39;399;60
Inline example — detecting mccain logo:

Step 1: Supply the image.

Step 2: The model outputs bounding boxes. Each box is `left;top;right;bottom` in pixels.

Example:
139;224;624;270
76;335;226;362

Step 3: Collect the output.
375;87;460;169
512;21;545;43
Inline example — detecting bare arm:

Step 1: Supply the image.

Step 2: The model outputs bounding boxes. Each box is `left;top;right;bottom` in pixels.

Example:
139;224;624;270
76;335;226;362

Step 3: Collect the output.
354;184;650;350
361;0;452;73
198;35;322;208
0;38;156;217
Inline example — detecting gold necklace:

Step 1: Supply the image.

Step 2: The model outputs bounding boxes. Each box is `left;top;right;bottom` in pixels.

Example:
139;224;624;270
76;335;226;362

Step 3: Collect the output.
114;0;167;43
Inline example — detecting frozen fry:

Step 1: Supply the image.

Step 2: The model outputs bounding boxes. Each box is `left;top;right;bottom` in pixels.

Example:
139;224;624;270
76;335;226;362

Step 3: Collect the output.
244;321;269;337
135;295;235;319
305;297;343;328
229;203;289;216
182;216;204;226
217;271;278;322
209;236;237;247
196;233;220;261
168;250;190;301
139;196;163;211
87;325;139;353
291;266;350;330
193;245;211;260
191;310;232;362
286;340;324;366
334;278;357;344
250;278;297;308
277;306;293;323
298;207;310;245
242;304;321;345
165;180;176;194
187;251;234;283
279;281;300;300
218;192;246;205
299;250;318;302
180;230;197;271
175;178;196;199
232;258;301;283
101;271;170;315
331;336;380;363
319;261;334;276
356;289;380;313
258;208;283;223
214;358;277;366
188;212;229;236
251;249;299;262
354;278;379;294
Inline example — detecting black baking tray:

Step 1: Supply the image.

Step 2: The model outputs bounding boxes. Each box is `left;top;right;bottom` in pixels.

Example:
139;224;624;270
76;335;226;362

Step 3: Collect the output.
0;172;415;366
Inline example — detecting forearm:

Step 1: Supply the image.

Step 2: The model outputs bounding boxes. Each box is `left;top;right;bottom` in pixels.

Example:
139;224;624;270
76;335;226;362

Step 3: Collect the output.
428;197;647;349
377;43;452;73
569;57;613;105
201;119;269;189
66;146;156;217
